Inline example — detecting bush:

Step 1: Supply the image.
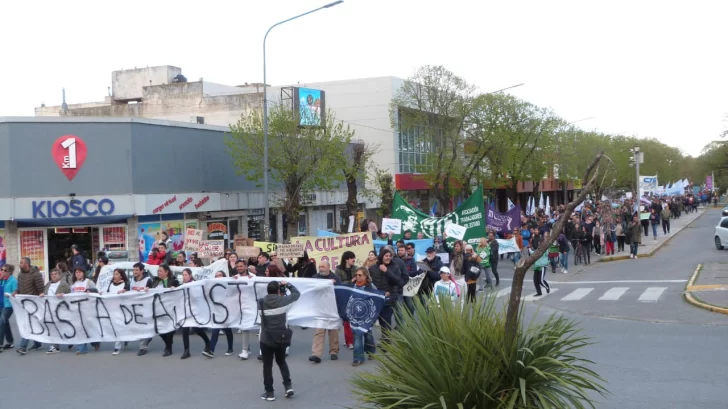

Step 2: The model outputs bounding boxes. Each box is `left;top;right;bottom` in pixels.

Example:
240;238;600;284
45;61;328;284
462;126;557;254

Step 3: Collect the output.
351;295;607;408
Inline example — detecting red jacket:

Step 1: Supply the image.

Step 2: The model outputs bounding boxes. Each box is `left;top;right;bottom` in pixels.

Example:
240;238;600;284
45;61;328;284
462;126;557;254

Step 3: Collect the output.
147;249;166;265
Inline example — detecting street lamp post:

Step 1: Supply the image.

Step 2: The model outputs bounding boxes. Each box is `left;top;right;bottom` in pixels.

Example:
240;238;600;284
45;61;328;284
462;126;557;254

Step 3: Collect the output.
631;147;643;212
262;0;343;241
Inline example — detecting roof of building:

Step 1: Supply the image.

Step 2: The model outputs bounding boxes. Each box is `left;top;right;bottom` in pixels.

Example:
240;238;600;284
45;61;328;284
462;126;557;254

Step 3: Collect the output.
0;116;229;132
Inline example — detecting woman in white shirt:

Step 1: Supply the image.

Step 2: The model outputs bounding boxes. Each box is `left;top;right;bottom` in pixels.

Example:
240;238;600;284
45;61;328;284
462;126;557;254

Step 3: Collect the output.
43;269;71;354
433;266;459;305
180;268;213;360
71;267;97;355
104;269;130;355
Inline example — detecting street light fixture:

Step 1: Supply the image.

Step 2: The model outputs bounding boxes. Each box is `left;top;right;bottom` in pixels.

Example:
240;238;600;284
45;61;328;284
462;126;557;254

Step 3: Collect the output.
262;0;344;241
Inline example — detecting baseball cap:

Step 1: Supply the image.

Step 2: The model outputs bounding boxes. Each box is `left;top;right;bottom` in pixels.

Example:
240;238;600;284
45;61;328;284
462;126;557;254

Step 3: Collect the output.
426;247;435;253
439;266;451;275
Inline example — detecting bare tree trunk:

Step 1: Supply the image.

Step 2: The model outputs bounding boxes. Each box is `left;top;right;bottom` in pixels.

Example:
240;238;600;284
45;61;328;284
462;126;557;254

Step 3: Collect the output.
504;151;606;346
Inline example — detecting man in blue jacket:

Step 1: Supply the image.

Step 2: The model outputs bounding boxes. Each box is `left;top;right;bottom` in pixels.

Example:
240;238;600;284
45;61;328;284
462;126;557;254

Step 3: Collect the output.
0;264;18;351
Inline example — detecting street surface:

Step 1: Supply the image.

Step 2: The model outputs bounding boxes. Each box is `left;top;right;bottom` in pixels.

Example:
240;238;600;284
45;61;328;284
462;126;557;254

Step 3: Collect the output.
1;209;727;409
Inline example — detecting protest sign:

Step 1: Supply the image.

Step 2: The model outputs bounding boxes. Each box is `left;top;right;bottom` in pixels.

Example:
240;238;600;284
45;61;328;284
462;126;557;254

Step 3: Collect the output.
444;223;467;240
234;235;254;249
277;243;305;259
391;186;485;246
496;237;520;254
487;207;521;233
236;246;260;259
106;259;228;283
438;253;449;264
290;232;373;267
254;241;278;254
403;273;426;297
381;218;402;235
8;276;341;344
183;228;203;252
199;240;224;259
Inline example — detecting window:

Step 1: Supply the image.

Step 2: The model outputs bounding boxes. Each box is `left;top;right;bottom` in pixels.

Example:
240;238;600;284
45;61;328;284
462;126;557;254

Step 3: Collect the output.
720;219;728;229
326;212;334;231
396;112;443;174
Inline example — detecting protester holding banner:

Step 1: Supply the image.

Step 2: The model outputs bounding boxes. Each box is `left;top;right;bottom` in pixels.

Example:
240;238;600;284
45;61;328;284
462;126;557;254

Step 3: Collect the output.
420;248;443;298
368;249;399;344
106;268;131;355
335;252;357;349
475;238;493;290
309;261;341;363
179;269;213;360
0;264;17;352
259;281;299;401
351;267;377;366
148;265;180;357
71;267;98;355
43;268;71;355
209;271;235;357
462;245;481;303
401;243;422;315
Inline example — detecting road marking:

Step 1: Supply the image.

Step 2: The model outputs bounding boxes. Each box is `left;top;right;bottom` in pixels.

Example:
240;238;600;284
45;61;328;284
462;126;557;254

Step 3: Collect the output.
687;284;728;291
524;288;559;301
598;287;629;300
493;288;511;298
561;288;594;301
638;287;667;302
545;280;687;284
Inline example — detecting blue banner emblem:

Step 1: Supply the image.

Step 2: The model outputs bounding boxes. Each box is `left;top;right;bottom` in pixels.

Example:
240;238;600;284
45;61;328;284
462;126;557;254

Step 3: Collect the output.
334;285;386;333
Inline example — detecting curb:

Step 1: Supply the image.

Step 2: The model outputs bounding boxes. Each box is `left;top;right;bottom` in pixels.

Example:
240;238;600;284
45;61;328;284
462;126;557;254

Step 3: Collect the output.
599;209;708;263
683;264;728;315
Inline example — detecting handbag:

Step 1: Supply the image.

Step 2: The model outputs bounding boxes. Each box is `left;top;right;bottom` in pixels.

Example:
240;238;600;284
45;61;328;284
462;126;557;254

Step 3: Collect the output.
259;299;293;347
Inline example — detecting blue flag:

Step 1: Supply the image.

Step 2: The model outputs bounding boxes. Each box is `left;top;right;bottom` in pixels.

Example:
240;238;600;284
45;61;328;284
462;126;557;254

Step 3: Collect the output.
373;238;434;261
334;285;386;332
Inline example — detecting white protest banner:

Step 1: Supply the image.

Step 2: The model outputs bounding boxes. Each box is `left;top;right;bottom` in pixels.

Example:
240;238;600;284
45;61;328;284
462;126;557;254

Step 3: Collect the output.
105;259;229;285
277;243;305;259
96;266;114;294
184;228;203;252
438;253;450;265
381;218;402;235
8;277;341;344
444;223;467;240
199;240;224;259
496;237;520;255
403;273;426;297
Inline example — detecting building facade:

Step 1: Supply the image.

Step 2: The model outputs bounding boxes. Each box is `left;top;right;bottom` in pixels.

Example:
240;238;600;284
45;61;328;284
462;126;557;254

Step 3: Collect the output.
0;117;363;273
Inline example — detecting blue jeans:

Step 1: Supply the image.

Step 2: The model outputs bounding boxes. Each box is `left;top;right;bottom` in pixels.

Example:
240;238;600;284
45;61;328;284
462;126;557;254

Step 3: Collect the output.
560;252;569;270
210;328;233;352
76;343;89;354
352;329;375;362
403;296;415;317
0;307;14;345
630;242;639;256
20;337;41;350
651;223;658;238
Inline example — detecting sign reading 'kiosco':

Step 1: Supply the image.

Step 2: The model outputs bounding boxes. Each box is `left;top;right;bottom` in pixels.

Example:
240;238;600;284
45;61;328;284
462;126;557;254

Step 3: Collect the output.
32;198;115;219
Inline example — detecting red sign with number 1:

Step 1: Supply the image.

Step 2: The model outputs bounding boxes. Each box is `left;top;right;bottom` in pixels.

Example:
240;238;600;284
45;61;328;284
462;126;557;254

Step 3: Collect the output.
51;135;88;181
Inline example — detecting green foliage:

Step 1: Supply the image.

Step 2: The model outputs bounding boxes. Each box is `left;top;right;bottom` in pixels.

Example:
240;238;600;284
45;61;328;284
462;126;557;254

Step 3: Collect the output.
226;104;354;236
351;296;607;409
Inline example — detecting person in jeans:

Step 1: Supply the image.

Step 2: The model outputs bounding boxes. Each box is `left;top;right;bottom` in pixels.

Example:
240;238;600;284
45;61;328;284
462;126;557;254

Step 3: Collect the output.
43;268;71;354
12;257;44;354
351;267;376;366
0;264;18;351
259;280;300;401
628;214;642;259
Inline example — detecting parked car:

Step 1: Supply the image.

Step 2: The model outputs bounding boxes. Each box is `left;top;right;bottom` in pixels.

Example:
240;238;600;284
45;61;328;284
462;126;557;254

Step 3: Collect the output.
714;216;728;250
722;206;728;217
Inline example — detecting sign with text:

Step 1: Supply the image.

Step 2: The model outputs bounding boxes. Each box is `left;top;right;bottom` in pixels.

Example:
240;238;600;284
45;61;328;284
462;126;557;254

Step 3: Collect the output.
183;228;203;252
234;235;254;248
277;244;305;259
254;241;278;254
199;240;224;259
290;232;374;268
381;218;402;235
144;193;222;215
8;277;341;344
403;273;426;297
236;246;261;259
52;135;87;181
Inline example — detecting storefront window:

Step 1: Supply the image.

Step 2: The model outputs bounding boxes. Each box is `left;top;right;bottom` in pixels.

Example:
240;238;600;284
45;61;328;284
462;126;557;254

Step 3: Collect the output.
102;226;127;251
19;229;47;277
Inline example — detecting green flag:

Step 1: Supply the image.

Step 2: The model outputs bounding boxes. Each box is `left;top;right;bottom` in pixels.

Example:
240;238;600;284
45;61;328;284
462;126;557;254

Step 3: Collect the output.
390;186;486;246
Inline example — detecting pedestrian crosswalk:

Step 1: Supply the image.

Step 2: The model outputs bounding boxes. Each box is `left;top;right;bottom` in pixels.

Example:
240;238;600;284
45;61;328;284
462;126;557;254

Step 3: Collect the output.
486;286;672;303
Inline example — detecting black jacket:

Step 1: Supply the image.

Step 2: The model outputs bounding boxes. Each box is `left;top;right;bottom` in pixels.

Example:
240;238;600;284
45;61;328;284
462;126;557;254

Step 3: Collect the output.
148;276;180;289
420;256;443;296
368;262;402;301
259;284;301;346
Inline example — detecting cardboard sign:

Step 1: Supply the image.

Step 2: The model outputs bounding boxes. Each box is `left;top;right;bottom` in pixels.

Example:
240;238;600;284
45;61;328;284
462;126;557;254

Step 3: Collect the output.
236;246;261;259
234;235;254;248
254;241;278;254
277;243;305;259
199;240;224;258
444;223;467;240
183;228;203;251
381;218;402;235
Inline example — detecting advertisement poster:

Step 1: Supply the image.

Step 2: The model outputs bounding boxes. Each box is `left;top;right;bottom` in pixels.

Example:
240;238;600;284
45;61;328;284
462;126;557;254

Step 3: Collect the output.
138;223;160;262
138;221;190;261
298;88;323;126
0;229;6;267
207;222;227;241
20;230;45;273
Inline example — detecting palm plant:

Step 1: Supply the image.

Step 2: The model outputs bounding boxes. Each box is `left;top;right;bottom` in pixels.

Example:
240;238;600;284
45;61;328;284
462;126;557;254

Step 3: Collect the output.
351;295;607;408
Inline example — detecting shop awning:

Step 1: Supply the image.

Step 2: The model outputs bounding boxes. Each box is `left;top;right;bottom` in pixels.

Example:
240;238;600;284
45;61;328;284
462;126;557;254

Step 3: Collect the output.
15;215;133;228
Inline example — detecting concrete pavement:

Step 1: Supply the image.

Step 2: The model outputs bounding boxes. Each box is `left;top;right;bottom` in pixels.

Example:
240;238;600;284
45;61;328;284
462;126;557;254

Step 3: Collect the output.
684;262;728;314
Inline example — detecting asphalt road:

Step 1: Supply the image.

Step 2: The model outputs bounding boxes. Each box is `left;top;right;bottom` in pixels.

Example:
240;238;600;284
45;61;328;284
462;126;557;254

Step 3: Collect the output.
1;209;726;409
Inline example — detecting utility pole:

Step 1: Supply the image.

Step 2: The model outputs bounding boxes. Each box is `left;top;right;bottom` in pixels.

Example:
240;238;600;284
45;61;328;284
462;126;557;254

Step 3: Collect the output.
630;147;643;212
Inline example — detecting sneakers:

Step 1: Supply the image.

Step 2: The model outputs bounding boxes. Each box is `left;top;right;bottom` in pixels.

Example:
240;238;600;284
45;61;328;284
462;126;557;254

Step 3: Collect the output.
46;346;60;354
630;254;634;259
202;349;214;358
261;392;275;401
137;349;148;356
29;344;42;352
225;349;234;356
284;384;294;398
239;349;250;360
352;360;364;367
2;343;13;350
347;344;354;350
562;269;568;274
309;355;322;363
330;354;338;361
112;349;121;356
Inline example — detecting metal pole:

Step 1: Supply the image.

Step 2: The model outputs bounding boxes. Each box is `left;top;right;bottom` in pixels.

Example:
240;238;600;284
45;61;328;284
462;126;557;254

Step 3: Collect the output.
262;0;343;241
634;148;640;213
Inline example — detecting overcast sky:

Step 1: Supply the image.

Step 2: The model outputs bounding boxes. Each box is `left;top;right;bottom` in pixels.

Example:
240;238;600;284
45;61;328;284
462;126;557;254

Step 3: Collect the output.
1;0;725;157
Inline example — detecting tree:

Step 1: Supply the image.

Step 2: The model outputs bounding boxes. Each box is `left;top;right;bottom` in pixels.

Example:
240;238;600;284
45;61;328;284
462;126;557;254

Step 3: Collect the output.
375;168;394;217
505;150;615;345
340;141;379;231
389;65;476;210
226;104;353;239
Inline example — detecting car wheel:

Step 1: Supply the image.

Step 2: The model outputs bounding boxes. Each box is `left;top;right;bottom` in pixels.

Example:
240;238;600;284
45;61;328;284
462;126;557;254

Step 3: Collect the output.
715;236;724;250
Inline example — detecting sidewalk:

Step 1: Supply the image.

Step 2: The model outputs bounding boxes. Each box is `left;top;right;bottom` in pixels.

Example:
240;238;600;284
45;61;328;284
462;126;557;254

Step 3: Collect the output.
599;207;708;262
684;263;728;315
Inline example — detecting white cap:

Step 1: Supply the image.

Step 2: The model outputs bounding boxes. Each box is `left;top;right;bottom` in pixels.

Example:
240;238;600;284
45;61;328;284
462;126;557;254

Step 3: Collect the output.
439;266;451;274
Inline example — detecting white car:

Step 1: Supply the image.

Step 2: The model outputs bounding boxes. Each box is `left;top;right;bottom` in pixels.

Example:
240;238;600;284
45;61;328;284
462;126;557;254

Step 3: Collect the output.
714;216;728;250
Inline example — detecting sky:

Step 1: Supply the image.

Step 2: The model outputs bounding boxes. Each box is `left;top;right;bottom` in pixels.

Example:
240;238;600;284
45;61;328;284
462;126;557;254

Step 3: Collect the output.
1;0;725;157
